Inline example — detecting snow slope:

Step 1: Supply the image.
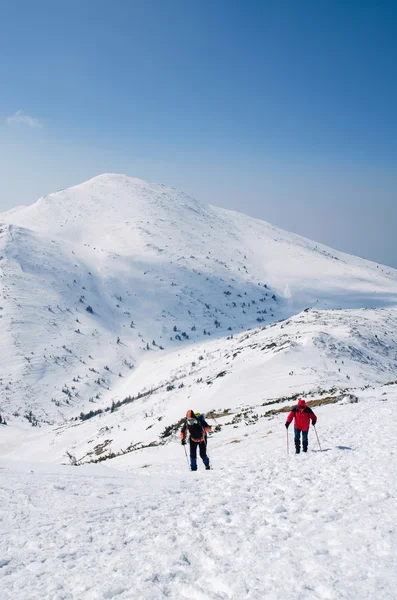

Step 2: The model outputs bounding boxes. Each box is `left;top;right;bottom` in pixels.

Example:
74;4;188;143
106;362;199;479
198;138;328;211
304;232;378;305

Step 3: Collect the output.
1;173;397;424
1;305;397;466
1;174;397;599
1;387;397;600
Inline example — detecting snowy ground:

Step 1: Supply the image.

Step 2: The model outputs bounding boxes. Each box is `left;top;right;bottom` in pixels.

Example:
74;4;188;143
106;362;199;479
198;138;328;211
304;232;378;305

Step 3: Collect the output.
2;174;397;599
1;390;396;600
1;306;397;468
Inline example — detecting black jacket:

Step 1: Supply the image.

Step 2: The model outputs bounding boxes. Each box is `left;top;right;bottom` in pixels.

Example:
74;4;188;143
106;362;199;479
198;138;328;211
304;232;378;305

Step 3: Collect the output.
180;414;211;442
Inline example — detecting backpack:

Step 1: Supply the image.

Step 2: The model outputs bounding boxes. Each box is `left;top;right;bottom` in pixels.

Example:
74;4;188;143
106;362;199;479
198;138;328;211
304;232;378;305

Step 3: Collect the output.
187;413;206;442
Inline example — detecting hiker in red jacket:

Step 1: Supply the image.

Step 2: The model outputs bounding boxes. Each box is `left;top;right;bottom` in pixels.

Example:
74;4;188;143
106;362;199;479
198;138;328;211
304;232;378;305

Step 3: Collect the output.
285;399;317;454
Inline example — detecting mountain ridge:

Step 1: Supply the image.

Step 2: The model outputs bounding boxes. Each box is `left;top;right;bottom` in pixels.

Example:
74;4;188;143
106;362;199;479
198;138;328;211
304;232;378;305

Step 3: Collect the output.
1;173;397;428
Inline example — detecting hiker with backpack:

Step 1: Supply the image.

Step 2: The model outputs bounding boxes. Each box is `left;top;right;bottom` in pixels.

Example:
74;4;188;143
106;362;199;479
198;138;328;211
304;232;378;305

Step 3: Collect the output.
180;410;212;470
285;399;317;454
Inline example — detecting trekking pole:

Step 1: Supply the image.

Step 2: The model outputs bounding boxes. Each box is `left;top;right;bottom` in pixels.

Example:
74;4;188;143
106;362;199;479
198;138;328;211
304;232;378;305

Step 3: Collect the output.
314;425;322;452
183;444;190;470
286;428;289;455
206;412;220;427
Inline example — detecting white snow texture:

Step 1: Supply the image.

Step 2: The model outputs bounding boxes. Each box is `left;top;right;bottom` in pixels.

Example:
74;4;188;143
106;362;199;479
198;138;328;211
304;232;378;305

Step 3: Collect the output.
1;173;397;599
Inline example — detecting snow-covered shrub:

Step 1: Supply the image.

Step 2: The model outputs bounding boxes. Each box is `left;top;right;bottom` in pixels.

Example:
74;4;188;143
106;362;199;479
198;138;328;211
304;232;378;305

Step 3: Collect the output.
340;394;359;404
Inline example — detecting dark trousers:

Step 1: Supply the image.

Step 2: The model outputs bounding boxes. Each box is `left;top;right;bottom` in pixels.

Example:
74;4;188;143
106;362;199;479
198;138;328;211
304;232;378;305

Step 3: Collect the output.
294;428;308;452
189;439;209;470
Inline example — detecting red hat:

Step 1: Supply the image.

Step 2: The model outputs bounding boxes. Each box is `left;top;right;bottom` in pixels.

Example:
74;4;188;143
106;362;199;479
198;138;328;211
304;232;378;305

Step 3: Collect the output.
297;399;306;408
186;410;195;418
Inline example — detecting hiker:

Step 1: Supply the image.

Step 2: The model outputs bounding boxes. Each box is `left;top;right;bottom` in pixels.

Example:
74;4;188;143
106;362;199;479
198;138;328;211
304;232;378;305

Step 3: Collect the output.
285;399;317;454
180;410;211;470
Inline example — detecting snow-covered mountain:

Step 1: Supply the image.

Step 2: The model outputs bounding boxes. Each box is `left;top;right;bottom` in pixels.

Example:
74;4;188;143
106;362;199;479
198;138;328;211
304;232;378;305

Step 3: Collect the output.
1;173;397;428
2;174;397;599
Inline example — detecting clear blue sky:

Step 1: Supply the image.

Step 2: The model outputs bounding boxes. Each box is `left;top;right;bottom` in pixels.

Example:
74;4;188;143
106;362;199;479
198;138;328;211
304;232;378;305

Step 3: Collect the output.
1;0;396;267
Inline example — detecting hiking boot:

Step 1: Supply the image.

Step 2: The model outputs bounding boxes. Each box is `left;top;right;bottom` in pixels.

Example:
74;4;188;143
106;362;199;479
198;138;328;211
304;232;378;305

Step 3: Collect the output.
295;441;301;454
205;464;211;470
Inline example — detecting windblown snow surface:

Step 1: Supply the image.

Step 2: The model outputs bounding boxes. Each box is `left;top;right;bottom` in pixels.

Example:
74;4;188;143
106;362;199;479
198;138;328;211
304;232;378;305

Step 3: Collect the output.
1;386;397;600
1;174;397;599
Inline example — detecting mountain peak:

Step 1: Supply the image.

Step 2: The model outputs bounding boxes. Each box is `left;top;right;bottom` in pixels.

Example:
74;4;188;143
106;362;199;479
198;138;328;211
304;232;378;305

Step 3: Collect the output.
1;173;206;235
82;172;155;188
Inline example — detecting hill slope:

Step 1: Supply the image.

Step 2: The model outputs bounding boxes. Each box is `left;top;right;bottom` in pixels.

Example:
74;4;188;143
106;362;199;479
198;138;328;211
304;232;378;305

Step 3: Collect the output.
1;305;396;465
1;386;397;600
1;173;397;424
1;174;397;600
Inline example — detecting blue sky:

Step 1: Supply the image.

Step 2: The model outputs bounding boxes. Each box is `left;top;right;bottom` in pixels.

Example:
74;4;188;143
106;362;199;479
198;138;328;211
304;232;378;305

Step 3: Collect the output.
1;0;396;267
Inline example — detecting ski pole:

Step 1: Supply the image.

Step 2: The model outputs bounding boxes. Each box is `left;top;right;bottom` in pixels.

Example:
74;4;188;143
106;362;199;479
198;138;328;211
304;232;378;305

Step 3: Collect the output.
314;425;322;452
206;412;220;427
183;444;190;470
286;428;289;455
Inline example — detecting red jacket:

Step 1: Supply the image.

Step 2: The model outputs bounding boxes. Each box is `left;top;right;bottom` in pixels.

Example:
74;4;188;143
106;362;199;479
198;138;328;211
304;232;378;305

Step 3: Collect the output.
286;406;317;431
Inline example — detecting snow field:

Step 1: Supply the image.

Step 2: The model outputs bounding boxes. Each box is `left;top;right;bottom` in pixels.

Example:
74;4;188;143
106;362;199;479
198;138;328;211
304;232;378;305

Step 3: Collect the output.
2;173;397;423
1;174;397;599
2;305;397;469
1;394;396;600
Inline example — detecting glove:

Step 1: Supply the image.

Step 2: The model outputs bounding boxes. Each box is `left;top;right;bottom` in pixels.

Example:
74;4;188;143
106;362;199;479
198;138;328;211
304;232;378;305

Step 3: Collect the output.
285;422;290;429
181;438;186;445
312;420;317;426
